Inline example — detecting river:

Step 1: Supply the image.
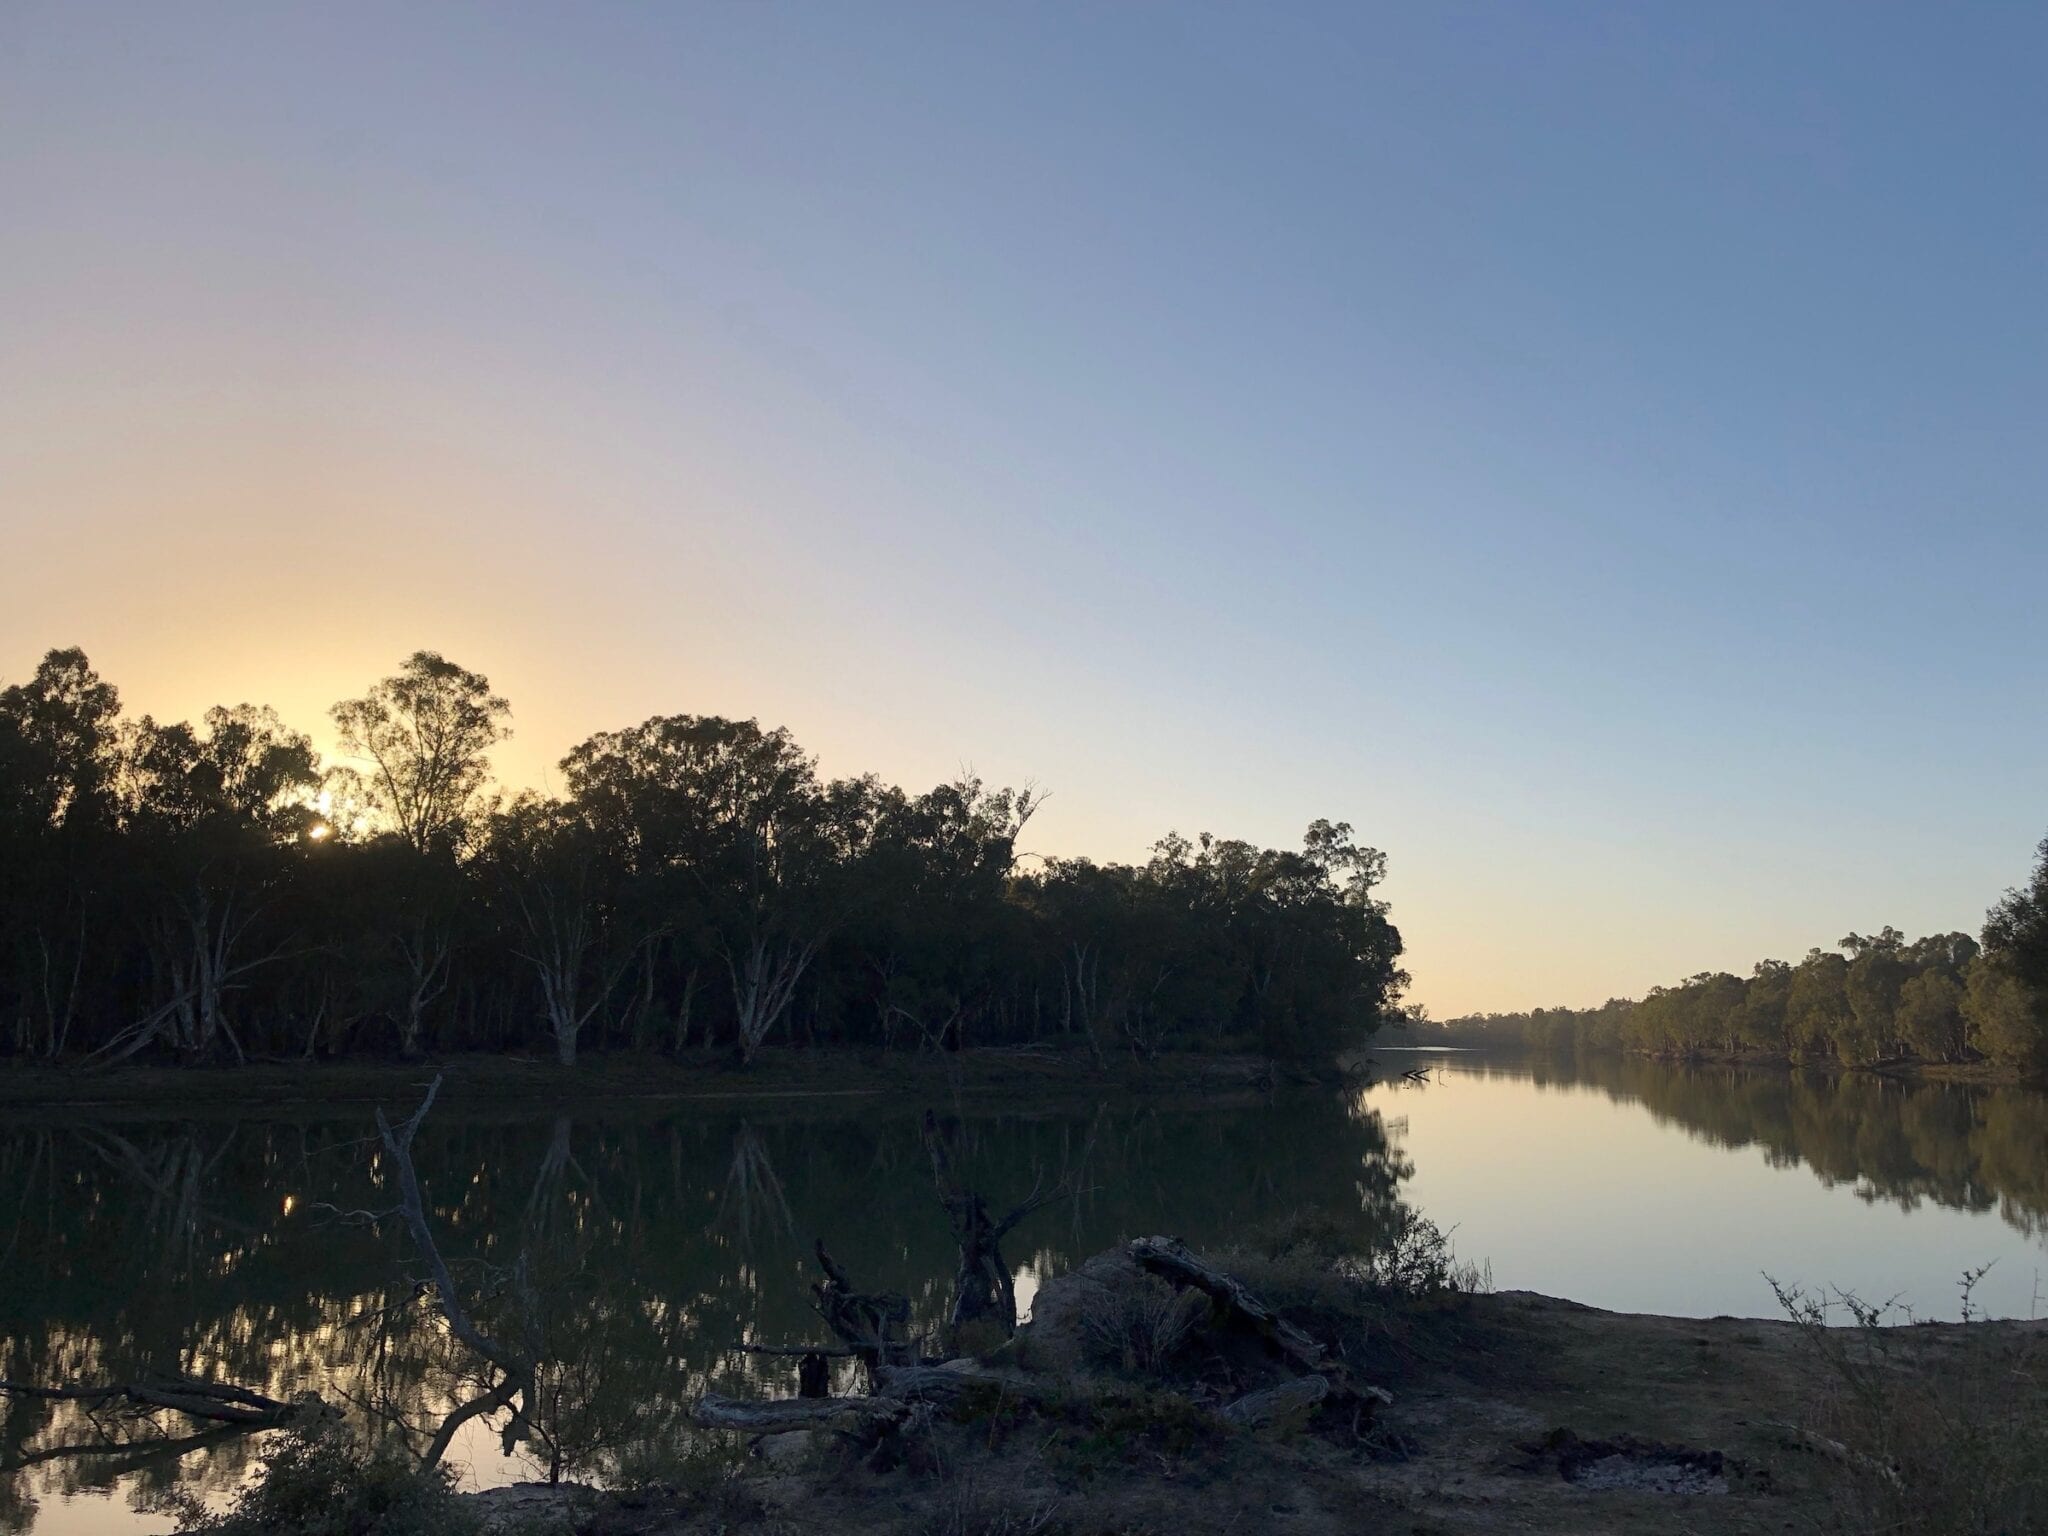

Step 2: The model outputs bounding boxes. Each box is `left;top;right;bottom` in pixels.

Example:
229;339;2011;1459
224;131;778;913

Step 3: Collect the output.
3;1050;2044;1532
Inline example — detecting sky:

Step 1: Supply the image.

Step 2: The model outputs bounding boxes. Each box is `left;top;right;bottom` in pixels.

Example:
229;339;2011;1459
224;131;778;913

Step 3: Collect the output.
3;2;2045;1018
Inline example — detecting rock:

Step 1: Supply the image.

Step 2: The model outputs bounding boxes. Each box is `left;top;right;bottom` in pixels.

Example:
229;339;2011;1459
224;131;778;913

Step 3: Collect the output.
1221;1373;1329;1431
1017;1247;1148;1376
468;1481;600;1533
755;1429;821;1468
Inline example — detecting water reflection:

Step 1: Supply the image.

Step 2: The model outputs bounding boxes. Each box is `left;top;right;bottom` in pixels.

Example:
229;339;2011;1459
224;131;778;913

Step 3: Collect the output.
8;1059;2047;1532
0;1092;1406;1532
1456;1054;2048;1234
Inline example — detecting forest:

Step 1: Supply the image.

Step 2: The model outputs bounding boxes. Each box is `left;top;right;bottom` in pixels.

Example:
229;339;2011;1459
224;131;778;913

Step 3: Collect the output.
0;647;1408;1067
1428;845;2048;1078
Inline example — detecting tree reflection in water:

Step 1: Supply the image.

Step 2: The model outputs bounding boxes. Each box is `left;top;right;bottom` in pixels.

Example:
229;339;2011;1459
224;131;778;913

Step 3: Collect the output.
0;1089;1408;1531
1457;1054;2048;1235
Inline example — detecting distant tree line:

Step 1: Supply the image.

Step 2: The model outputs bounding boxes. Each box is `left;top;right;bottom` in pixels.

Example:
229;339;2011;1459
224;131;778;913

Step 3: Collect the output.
0;647;1407;1067
1427;849;2048;1078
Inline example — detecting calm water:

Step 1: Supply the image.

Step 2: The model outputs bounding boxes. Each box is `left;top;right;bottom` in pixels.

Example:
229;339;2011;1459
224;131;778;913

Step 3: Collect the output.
4;1053;2046;1533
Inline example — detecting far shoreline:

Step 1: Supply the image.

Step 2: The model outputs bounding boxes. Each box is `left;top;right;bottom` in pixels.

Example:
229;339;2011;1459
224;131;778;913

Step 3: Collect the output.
2;1037;2039;1114
0;1044;1338;1113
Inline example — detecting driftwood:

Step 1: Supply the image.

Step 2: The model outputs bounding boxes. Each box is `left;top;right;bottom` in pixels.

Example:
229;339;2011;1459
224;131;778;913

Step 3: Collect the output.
875;1362;1063;1408
922;1110;1072;1339
734;1343;861;1359
1221;1373;1329;1429
810;1241;915;1371
1130;1236;1332;1376
693;1361;1059;1441
693;1392;908;1435
1764;1420;1905;1490
1129;1236;1392;1412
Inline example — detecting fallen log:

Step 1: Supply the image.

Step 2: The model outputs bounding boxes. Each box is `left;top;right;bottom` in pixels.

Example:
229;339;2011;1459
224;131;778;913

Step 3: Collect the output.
874;1362;1064;1408
732;1343;861;1359
1129;1237;1331;1376
692;1392;908;1435
810;1241;915;1371
1128;1237;1392;1412
1763;1420;1904;1491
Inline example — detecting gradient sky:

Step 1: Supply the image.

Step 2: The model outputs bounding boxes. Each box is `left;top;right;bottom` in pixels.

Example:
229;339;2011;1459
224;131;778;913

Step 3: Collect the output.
4;2;2045;1017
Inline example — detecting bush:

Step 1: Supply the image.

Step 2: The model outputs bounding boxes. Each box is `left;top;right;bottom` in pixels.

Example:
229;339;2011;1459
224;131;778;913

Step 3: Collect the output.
1079;1273;1209;1375
171;1428;481;1536
1226;1207;1486;1310
1769;1269;2048;1534
1339;1208;1490;1302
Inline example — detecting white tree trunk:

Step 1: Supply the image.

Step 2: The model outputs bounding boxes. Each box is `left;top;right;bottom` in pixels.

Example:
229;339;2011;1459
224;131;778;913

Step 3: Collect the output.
726;934;816;1063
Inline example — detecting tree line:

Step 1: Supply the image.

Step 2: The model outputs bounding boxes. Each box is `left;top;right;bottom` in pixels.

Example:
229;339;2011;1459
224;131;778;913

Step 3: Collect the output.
0;646;1407;1067
1428;846;2048;1078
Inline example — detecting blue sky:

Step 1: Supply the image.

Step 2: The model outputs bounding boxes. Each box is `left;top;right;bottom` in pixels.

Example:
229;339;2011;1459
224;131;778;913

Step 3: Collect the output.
3;2;2044;1013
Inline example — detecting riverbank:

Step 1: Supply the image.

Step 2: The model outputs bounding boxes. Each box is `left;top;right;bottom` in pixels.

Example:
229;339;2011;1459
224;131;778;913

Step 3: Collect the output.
439;1242;2048;1536
1629;1045;2029;1086
0;1045;1334;1112
1401;1036;2040;1087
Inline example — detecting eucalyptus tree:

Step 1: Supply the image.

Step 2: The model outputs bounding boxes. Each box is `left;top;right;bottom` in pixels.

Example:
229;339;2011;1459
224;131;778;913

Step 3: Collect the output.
846;775;1042;1052
561;714;841;1062
1961;958;2047;1076
338;834;464;1057
2;641;1422;1068
1896;970;1967;1062
1738;959;1793;1050
485;794;652;1067
0;648;123;1057
1984;833;2048;994
102;705;320;1061
1969;834;2048;1075
330;652;510;856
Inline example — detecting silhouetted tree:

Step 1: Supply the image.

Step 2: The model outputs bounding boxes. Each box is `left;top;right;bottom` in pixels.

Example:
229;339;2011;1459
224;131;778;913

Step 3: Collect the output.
330;652;510;855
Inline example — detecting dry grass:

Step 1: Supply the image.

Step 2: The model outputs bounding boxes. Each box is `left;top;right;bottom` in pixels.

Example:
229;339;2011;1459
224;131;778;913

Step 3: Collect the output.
1078;1273;1209;1375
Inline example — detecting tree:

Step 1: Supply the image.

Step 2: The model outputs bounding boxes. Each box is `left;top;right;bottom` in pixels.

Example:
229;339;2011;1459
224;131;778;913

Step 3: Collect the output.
1839;928;1907;1065
104;705;321;1061
1787;949;1851;1060
1738;960;1793;1051
1975;835;2048;1077
3;642;1417;1069
0;649;123;1056
1895;970;1965;1062
1984;833;2048;993
1961;957;2048;1077
561;715;836;1063
0;647;121;832
486;795;650;1067
331;653;510;855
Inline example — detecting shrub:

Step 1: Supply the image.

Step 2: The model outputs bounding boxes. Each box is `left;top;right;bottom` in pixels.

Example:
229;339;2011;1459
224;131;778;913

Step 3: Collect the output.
1339;1208;1490;1302
1079;1273;1209;1375
171;1428;481;1536
1769;1269;2048;1534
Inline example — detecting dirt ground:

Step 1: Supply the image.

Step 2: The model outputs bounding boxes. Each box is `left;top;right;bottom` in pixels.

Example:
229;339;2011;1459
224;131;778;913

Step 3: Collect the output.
468;1246;2048;1536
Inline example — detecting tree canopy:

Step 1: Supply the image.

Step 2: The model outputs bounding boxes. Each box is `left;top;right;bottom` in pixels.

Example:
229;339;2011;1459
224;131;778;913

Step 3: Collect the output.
0;646;1407;1066
1428;886;2048;1078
